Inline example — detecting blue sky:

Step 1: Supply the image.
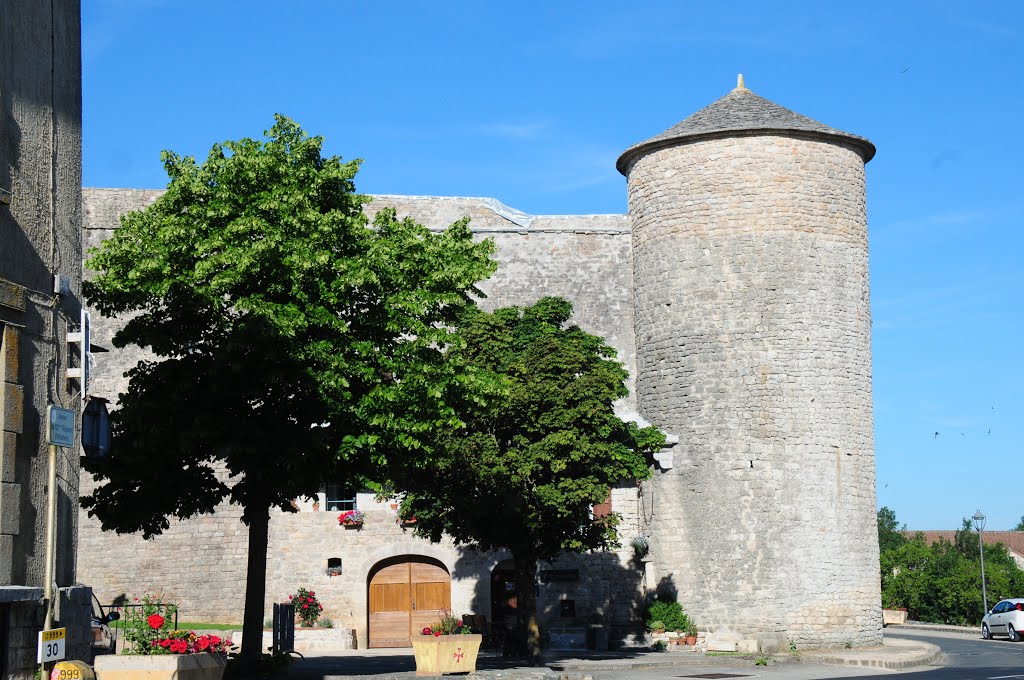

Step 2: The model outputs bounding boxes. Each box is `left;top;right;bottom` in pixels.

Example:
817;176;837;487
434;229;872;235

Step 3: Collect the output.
82;1;1022;531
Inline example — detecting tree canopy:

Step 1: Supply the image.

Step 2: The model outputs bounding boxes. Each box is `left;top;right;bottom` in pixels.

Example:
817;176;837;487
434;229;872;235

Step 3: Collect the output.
395;297;665;663
878;508;1024;625
81;116;496;661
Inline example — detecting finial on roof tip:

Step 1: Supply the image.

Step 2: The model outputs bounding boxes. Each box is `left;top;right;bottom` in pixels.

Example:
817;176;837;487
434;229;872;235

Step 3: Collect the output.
735;73;747;91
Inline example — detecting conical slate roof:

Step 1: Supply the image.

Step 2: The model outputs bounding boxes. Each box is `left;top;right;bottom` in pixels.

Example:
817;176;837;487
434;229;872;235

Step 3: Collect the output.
616;79;875;175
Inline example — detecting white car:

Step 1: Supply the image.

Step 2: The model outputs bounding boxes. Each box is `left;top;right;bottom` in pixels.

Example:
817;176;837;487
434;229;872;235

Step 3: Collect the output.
981;598;1024;641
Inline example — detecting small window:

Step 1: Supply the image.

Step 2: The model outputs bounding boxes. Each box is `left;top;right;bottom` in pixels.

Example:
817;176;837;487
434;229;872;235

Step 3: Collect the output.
325;483;356;511
592;488;612;518
560;600;575;618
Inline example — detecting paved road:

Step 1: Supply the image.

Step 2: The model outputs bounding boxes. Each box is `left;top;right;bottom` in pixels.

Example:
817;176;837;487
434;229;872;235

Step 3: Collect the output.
622;630;1023;680
285;629;1023;680
883;629;1024;679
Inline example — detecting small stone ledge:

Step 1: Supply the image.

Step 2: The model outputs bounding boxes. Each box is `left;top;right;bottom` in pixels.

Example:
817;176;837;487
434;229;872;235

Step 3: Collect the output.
0;586;42;603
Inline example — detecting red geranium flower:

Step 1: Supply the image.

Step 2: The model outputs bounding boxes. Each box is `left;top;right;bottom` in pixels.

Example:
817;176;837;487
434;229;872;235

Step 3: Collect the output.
159;639;171;648
170;639;188;654
422;627;432;635
147;614;165;629
303;603;309;609
434;631;442;637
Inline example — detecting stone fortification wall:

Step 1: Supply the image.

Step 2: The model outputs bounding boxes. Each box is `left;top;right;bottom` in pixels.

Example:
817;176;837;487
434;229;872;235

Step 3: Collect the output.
627;135;879;649
265;485;643;649
77;465;250;622
78;189;641;630
82;190;635;408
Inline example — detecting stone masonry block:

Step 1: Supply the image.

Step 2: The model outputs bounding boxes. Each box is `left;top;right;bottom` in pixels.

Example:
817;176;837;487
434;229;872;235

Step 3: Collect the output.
0;278;27;312
1;482;21;534
1;324;20;384
1;382;24;434
0;534;13;584
13;599;44;627
1;431;15;482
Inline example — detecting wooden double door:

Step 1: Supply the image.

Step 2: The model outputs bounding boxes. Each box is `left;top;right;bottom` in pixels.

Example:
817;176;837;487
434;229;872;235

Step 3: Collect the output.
368;556;451;648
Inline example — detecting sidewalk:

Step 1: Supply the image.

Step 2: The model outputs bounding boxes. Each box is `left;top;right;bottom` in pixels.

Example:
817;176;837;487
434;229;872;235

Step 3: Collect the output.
282;631;944;679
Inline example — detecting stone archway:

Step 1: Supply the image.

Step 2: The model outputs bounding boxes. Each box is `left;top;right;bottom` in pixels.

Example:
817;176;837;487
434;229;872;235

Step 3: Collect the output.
367;555;451;648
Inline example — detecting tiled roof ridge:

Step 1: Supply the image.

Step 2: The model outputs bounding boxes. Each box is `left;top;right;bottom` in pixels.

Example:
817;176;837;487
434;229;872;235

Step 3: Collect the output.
902;530;1024;553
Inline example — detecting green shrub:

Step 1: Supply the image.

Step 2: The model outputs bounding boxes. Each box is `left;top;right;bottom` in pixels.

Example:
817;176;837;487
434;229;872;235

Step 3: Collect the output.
644;596;691;633
316;616;333;629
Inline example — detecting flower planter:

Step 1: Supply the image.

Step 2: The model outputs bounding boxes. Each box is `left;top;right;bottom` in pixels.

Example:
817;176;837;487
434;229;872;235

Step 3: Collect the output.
94;653;226;680
882;608;908;625
411;634;482;676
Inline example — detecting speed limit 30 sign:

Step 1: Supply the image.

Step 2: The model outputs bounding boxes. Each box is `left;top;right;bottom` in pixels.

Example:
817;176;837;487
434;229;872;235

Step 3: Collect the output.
38;627;66;663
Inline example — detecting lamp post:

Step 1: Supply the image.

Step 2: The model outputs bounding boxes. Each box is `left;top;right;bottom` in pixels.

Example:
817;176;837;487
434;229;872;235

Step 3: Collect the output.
972;510;988;615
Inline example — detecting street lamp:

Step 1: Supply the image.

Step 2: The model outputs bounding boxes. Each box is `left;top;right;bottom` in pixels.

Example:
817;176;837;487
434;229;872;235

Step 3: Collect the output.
972;509;988;615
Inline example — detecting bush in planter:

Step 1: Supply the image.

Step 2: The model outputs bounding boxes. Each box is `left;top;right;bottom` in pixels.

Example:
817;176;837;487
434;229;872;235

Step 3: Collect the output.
316;616;334;629
647;620;665;633
644;595;692;633
420;610;470;636
632;535;650;560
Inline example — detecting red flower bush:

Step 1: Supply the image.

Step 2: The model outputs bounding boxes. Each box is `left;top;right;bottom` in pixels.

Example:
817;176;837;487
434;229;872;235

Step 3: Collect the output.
152;631;228;655
290;587;324;627
419;610;471;636
124;594;231;655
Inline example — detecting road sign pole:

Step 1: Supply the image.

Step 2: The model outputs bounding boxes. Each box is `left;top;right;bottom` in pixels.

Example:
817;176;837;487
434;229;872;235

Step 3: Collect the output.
43;442;57;629
40;442;57;680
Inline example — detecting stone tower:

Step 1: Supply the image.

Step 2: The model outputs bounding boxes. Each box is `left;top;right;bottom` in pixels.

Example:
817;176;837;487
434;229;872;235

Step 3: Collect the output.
618;77;880;649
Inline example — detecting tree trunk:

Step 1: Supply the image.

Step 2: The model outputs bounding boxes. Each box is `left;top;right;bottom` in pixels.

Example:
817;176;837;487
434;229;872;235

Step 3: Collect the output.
513;552;542;665
240;501;271;662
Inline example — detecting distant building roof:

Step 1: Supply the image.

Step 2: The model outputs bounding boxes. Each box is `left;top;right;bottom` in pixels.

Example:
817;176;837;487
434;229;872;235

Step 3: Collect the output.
617;75;876;175
903;530;1024;557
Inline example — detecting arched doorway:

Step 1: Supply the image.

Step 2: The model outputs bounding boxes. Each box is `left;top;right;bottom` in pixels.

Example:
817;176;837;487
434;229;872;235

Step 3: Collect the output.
490;561;521;652
367;555;451;648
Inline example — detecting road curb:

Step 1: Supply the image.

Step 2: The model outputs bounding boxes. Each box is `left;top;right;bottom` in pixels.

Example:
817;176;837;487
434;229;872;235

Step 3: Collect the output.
805;641;944;670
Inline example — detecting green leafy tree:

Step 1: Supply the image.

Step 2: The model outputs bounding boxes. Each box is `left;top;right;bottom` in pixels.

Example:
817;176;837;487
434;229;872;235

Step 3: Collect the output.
394;297;665;664
880;512;1024;625
1013;515;1024;531
954;517;981;560
81;116;496;663
877;506;907;554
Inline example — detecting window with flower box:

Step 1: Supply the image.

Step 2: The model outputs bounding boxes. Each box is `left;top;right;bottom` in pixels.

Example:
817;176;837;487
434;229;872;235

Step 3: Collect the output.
325;483;357;511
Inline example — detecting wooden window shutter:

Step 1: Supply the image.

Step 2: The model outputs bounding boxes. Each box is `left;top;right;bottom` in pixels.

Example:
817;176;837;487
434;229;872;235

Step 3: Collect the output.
592;488;612;518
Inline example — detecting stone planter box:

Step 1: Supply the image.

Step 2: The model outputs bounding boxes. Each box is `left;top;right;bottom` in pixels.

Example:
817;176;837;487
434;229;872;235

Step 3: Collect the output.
411;634;482;676
94;652;226;680
882;608;908;625
258;627;356;651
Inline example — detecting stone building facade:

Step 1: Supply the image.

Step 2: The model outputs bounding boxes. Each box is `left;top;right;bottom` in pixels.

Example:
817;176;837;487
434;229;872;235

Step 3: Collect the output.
1;2;93;678
77;79;881;652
